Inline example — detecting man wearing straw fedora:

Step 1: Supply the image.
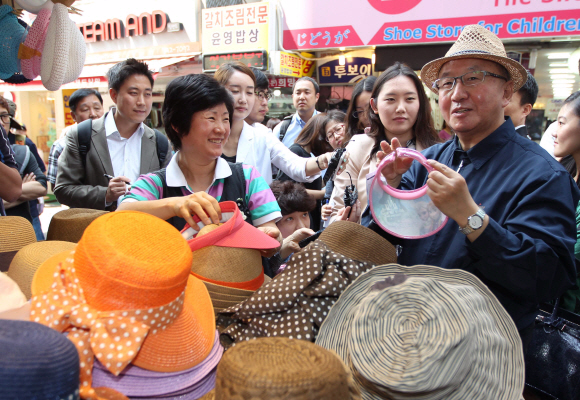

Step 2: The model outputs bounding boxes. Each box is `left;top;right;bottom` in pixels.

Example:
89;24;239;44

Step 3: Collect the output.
377;25;580;337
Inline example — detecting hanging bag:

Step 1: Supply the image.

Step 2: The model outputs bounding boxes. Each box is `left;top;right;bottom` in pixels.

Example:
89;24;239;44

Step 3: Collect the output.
367;147;447;239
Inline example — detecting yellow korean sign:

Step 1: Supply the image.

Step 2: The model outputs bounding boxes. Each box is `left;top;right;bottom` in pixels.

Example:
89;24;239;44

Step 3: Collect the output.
202;2;269;53
279;51;315;78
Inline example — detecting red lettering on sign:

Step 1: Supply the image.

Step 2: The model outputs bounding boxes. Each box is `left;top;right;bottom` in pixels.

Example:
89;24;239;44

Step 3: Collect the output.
126;14;139;37
93;21;105;41
105;19;122;40
152;11;167;33
139;12;152;35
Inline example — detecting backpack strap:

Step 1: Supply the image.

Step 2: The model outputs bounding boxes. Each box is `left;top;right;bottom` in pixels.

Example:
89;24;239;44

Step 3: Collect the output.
19;145;31;176
278;115;293;143
77;119;93;169
153;129;169;167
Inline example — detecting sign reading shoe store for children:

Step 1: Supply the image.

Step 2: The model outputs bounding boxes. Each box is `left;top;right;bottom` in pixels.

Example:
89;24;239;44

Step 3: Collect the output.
202;3;270;54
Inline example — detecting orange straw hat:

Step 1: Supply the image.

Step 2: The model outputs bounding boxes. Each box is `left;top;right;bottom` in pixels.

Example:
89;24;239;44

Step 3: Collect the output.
30;211;215;399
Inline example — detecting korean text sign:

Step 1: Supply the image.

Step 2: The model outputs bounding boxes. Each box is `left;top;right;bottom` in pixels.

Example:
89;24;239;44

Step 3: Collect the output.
202;3;269;53
318;57;372;85
279;52;315;77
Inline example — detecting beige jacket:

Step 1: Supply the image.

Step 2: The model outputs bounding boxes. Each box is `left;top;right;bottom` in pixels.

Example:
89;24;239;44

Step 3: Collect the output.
330;134;377;220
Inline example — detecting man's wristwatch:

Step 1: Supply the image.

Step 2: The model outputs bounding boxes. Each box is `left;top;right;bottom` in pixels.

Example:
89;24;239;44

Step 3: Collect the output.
459;208;486;235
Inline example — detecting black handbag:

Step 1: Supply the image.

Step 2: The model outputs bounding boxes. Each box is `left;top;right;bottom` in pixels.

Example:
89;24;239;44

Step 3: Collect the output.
524;299;580;400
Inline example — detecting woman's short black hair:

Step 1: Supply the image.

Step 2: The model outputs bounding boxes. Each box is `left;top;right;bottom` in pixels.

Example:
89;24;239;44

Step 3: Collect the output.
270;180;316;216
162;74;234;151
106;58;154;92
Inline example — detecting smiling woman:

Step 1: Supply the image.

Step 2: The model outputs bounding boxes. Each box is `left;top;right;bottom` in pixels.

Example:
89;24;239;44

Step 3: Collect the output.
118;74;283;254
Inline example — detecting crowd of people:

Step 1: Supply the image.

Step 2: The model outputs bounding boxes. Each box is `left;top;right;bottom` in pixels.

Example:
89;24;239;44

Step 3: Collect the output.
1;23;580;399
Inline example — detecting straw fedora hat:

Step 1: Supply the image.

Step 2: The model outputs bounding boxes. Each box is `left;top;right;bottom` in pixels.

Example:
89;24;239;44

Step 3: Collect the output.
7;240;76;299
46;208;108;243
31;211;215;398
209;338;361;400
420;24;528;93
0;216;36;272
316;264;525;400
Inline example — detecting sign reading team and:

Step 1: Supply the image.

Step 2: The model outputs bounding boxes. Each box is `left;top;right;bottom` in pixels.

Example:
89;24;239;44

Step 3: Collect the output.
280;0;580;49
77;10;169;43
202;3;269;53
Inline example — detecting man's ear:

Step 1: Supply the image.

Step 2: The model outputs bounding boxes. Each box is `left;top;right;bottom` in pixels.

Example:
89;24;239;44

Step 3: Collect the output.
315;92;320;101
70;111;78;123
522;103;533;118
109;88;118;105
370;97;378;114
502;81;514;108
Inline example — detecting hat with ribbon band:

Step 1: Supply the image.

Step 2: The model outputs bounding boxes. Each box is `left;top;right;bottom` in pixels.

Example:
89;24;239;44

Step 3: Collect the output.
421;24;528;93
316;264;525;400
30;211;215;399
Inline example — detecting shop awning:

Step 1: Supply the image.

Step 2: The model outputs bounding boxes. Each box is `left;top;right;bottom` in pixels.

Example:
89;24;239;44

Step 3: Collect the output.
79;55;197;78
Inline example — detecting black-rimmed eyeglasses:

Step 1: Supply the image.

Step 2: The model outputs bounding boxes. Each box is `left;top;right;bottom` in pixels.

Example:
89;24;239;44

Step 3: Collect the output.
432;70;508;94
256;90;272;101
0;114;11;124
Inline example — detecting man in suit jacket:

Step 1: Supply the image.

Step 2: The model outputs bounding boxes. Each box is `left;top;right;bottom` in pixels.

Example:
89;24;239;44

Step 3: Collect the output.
55;59;170;211
504;70;538;140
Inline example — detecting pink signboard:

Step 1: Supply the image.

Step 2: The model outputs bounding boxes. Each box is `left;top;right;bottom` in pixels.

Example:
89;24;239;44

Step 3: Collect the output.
280;0;580;50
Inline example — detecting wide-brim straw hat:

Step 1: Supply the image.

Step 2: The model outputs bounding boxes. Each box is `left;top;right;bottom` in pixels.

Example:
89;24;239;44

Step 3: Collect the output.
7;240;76;299
40;3;86;91
421;24;528;93
210;337;361;400
32;211;215;372
0;319;80;400
316;264;524;400
46;208;108;243
92;330;222;398
0;273;27;313
0;216;36;272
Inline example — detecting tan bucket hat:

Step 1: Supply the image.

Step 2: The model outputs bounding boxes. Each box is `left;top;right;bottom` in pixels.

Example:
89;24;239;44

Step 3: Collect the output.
421;24;528;93
7;240;76;299
316;264;525;400
0;217;36;272
207;338;361;400
46;208;108;243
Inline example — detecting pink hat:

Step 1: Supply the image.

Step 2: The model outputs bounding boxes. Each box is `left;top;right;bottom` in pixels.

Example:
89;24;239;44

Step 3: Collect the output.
181;201;280;252
20;8;51;80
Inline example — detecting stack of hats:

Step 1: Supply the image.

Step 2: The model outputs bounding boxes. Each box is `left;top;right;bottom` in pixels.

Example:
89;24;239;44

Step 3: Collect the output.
219;221;397;347
0;216;36;272
7;240;76;298
316;264;525;399
202;337;361;400
183;201;281;314
0;1;86;90
46;208;108;242
30;211;220;399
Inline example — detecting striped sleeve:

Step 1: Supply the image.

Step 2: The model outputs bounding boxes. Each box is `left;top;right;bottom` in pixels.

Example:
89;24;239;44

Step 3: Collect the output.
122;173;164;202
242;164;281;226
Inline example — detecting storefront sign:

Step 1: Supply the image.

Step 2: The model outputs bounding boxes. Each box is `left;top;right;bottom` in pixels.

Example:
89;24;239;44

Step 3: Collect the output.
202;3;269;53
77;10;167;43
318;56;373;85
268;76;298;88
62;89;76;127
279;52;315;77
203;51;267;72
281;0;580;49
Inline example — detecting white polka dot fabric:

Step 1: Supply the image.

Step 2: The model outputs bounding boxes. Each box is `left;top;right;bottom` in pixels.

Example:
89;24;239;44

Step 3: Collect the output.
219;241;376;347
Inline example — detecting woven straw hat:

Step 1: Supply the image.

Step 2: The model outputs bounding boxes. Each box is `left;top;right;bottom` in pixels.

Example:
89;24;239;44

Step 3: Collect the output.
316;264;524;400
0;319;80;400
40;3;86;91
0;216;36;272
7;240;76;299
0;273;27;313
32;211;216;372
46;208;108;243
211;338;361;400
420;24;528;93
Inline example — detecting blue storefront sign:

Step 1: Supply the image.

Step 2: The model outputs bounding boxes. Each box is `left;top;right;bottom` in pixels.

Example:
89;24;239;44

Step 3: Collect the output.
317;56;372;85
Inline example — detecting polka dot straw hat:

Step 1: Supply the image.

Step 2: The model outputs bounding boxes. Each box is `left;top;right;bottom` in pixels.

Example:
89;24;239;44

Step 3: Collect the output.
420;24;528;93
316;264;525;400
30;211;215;399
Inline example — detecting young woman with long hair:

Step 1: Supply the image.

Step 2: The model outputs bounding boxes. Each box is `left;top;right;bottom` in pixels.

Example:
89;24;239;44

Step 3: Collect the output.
344;76;376;138
330;62;440;222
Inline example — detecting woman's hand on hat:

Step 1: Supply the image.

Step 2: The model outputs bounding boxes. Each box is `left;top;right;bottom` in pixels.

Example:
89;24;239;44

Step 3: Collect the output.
280;227;315;259
171;192;222;230
336;199;361;223
377;138;414;188
257;222;283;258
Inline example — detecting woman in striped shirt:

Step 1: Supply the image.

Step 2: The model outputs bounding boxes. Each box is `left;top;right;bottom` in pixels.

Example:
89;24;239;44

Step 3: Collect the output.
119;74;282;254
